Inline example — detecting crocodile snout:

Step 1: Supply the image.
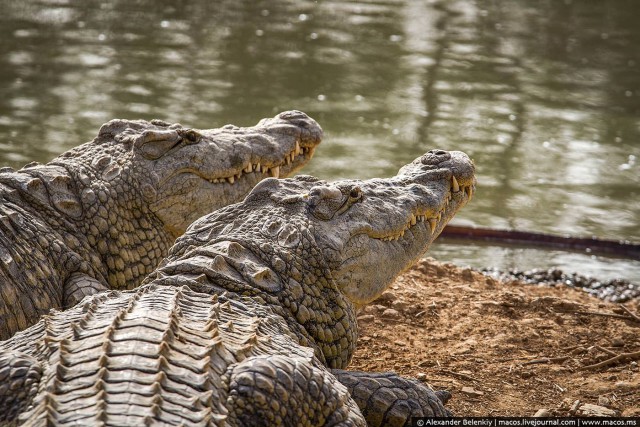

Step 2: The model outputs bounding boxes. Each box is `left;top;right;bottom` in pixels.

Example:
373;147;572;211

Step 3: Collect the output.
275;110;323;144
421;149;451;165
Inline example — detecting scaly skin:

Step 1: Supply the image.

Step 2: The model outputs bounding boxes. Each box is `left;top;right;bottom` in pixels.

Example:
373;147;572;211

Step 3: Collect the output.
0;149;475;426
0;111;321;340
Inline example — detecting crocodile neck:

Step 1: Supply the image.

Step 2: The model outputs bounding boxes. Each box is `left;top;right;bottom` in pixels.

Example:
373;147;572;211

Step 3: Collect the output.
0;163;173;289
147;239;359;369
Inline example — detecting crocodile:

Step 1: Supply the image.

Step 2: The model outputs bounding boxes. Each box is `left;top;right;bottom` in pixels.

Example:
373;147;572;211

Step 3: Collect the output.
0;110;321;340
0;149;475;426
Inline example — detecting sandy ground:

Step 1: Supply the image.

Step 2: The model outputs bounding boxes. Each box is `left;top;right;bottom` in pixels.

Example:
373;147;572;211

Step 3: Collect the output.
350;258;640;417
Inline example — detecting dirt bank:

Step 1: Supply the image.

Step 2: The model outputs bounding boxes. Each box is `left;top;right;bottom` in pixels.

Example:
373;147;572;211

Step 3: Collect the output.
350;258;640;416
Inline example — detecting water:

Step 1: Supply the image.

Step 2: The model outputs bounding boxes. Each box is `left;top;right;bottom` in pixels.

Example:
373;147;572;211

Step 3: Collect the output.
0;0;639;282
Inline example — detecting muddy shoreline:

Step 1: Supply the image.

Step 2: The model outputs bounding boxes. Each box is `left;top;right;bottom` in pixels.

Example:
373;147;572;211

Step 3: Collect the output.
350;258;640;416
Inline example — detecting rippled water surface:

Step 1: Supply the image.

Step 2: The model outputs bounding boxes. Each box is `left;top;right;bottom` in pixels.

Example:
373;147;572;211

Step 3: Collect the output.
1;0;639;280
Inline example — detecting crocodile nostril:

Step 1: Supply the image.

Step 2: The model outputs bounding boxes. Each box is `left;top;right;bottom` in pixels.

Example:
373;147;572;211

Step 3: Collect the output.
421;149;451;165
428;149;448;156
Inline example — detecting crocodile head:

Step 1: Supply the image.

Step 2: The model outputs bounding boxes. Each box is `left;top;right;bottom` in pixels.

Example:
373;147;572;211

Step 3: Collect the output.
169;149;474;367
55;110;322;239
248;149;476;307
145;111;322;237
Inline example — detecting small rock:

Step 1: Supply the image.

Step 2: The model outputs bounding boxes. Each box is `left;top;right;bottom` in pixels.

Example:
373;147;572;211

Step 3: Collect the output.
391;300;409;311
416;372;427;381
577;403;618;417
393;340;407;346
376;291;396;304
597;396;610;406
364;304;387;314
569;400;581;415
381;308;400;319
558;398;573;411
610;338;625;347
363;305;377;314
461;268;474;281
359;336;371;342
357;315;375;323
533;409;551;417
570;347;584;356
460;386;484;397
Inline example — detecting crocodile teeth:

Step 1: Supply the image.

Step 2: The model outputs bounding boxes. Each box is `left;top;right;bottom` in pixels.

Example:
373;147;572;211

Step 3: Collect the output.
410;214;417;226
437;212;442;221
295;141;301;155
466;186;473;198
244;165;252;173
255;163;261;172
227;176;235;184
428;218;437;233
452;176;460;192
270;166;280;178
261;165;268;173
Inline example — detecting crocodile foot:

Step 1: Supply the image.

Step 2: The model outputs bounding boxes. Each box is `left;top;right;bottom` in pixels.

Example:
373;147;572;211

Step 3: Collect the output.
332;370;451;426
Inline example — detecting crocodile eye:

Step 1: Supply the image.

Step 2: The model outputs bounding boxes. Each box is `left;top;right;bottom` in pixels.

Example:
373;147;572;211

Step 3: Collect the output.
349;187;362;202
184;129;200;144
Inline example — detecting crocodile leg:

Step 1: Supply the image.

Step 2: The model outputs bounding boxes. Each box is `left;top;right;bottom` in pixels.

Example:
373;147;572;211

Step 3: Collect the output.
63;272;109;307
0;351;42;425
225;355;367;426
331;370;451;426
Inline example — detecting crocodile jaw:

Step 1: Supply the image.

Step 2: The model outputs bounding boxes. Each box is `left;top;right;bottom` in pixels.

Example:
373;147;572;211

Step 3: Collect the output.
148;111;322;238
314;150;476;307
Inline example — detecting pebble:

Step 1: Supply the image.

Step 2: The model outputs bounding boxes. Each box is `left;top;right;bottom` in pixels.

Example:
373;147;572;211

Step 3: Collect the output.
479;267;639;302
577;403;618;417
533;409;550;417
381;308;401;319
376;291;396;304
391;300;408;311
460;386;484;397
357;315;375;323
416;372;427;381
461;268;474;281
364;304;387;314
569;400;581;415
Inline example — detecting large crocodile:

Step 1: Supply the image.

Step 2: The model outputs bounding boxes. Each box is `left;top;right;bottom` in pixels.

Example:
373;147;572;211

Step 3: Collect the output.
0;149;475;426
0;110;321;340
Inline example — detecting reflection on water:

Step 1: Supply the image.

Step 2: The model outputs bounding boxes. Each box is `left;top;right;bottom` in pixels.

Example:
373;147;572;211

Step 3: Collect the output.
0;0;638;280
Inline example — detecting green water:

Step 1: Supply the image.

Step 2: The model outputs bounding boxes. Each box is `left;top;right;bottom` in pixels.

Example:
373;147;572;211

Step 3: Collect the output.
0;0;638;281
